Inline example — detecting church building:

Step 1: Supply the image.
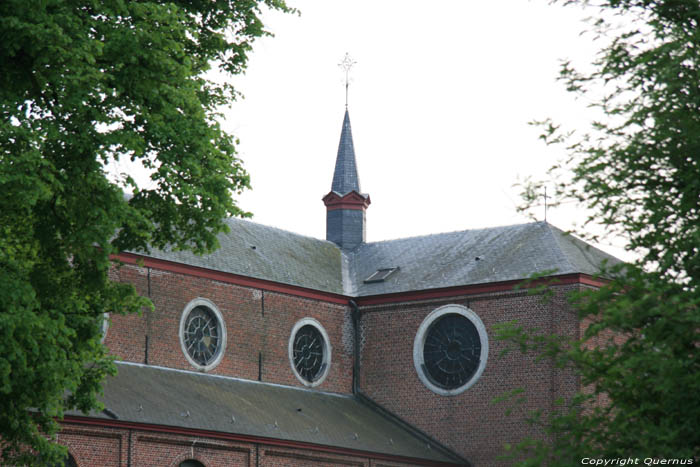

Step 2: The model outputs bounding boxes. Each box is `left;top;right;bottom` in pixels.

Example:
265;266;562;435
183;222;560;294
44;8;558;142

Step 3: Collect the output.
59;109;618;466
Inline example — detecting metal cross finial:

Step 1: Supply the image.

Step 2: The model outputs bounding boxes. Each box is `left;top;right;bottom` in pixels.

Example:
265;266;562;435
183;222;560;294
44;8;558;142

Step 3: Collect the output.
338;53;356;108
544;186;550;223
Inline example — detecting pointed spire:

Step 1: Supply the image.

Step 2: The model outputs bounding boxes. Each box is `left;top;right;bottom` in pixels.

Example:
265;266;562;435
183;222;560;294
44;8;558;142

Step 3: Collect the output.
331;109;361;195
323;109;370;250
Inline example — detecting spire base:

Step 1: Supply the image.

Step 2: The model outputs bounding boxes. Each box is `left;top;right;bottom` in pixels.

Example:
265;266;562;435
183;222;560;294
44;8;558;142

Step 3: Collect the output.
322;191;371;211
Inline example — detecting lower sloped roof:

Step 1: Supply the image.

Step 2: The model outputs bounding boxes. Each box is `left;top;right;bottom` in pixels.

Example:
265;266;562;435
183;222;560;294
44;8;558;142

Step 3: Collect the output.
81;362;464;465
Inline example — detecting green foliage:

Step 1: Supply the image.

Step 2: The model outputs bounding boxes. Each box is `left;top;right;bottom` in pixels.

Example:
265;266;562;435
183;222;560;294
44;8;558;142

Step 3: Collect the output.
0;0;290;463
497;0;700;463
497;267;699;462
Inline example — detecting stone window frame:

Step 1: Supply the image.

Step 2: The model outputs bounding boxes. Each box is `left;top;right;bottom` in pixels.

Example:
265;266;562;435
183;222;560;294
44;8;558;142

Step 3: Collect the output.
178;297;227;372
288;317;332;388
413;304;489;396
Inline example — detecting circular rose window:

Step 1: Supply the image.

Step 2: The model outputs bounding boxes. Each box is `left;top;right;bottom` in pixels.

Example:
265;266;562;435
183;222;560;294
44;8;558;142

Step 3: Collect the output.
288;318;331;387
413;305;488;395
179;298;226;371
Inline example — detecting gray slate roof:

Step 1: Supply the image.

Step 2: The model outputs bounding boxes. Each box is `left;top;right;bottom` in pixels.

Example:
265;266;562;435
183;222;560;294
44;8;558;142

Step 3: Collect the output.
137;220;620;297
144;218;345;295
348;222;621;297
82;362;462;464
331;110;362;195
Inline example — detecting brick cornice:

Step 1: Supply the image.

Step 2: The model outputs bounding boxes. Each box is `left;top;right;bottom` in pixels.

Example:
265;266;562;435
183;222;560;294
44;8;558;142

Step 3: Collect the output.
113;252;349;305
113;253;607;307
322;191;371;211
355;273;609;306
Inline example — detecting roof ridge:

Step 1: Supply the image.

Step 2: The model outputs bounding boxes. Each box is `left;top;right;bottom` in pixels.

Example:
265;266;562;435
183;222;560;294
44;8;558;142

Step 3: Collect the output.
543;223;623;275
539;222;577;274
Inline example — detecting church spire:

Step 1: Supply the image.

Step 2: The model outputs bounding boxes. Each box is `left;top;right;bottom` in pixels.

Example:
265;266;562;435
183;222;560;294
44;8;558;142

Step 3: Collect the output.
323;55;369;250
330;109;361;195
322;109;370;250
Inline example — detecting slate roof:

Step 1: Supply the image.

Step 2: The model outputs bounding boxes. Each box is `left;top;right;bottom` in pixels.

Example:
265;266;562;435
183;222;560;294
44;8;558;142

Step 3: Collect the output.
80;362;465;465
143;218;346;295
130;109;620;296
330;110;362;195
348;221;622;297
136;220;620;297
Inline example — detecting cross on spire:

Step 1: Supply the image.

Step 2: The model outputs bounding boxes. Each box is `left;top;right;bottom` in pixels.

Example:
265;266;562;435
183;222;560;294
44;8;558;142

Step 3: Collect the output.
338;53;356;108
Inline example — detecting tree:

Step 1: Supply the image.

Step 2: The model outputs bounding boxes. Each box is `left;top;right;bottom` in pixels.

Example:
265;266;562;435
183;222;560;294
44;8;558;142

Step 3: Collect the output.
496;0;700;463
0;0;291;463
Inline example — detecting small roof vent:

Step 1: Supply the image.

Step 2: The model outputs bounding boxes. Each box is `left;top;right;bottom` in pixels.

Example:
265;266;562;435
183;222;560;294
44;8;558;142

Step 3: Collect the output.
364;267;398;283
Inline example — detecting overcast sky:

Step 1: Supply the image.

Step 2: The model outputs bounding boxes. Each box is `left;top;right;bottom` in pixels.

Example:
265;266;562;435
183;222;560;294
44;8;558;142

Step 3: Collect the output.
201;2;629;258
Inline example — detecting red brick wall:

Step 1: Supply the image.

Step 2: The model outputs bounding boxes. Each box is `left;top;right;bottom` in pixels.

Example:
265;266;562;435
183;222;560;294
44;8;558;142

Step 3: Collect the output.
260;292;354;391
358;285;582;466
106;264;353;394
59;425;125;467
134;433;251;466
107;265;149;363
104;261;586;465
258;446;368;466
59;421;439;466
578;284;624;413
60;423;255;467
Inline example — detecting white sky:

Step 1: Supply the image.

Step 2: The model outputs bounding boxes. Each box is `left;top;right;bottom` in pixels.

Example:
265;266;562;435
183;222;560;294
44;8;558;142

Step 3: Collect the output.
128;1;633;259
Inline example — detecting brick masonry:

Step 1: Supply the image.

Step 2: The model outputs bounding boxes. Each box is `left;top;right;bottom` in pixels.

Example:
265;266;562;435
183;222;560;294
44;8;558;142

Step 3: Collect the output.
71;262;588;466
106;263;353;394
358;285;582;466
59;419;451;466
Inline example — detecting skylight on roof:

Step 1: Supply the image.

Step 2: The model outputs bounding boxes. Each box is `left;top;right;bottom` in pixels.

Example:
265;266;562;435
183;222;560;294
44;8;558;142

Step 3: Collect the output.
364;267;398;283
